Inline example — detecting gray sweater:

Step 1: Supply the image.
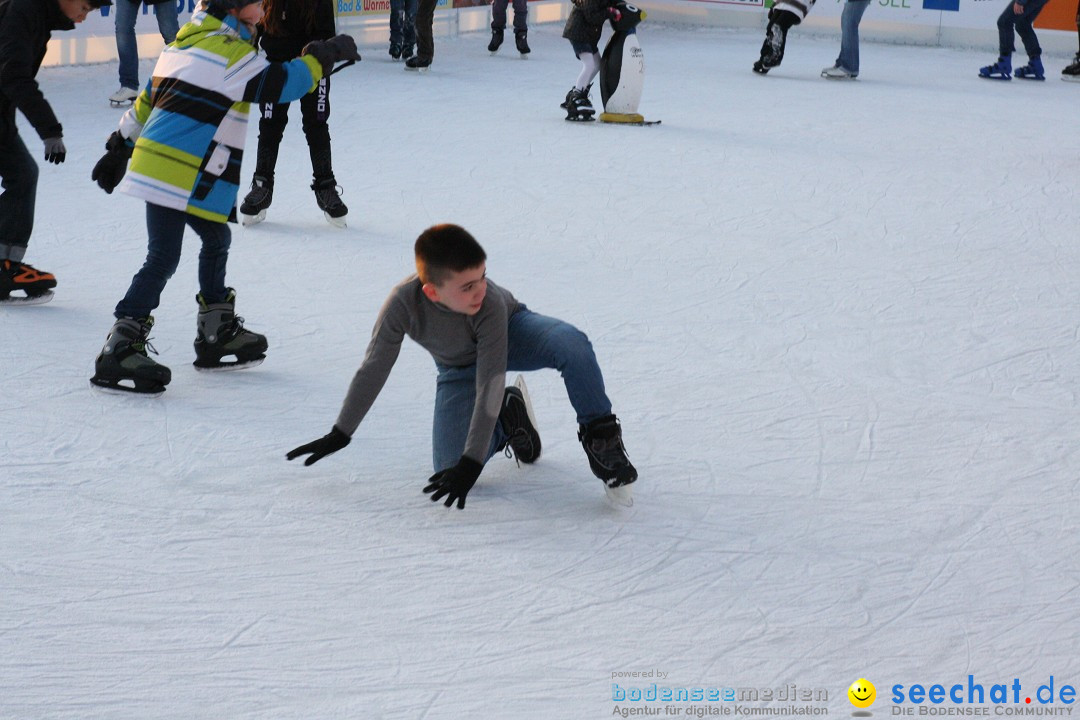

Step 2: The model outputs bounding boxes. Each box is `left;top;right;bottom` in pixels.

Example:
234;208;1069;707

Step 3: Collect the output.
334;274;520;463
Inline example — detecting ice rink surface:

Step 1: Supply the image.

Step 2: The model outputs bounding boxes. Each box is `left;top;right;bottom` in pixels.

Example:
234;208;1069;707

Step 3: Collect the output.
3;18;1080;719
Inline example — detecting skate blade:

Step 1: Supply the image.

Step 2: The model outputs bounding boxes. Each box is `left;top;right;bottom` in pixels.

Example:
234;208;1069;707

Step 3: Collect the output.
193;356;265;372
241;210;266;226
565;115;596;123
0;290;54;306
323;212;347;228
604;483;634;507
90;377;166;396
1062;75;1080;82
405;66;430;73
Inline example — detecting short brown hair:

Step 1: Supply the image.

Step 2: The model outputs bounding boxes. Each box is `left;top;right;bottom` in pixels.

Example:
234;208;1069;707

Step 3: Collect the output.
414;224;487;286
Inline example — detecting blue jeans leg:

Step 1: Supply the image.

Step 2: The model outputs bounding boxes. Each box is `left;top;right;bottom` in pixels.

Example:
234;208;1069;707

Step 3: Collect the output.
0;131;38;257
115;203;231;319
430;308;614;473
390;0;404;45
155;0;179;44
837;0;869;74
114;0;140;90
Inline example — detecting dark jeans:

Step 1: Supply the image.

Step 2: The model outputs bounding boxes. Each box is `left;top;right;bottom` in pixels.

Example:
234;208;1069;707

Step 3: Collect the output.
0;128;38;261
998;0;1051;57
255;76;333;184
415;0;437;61
390;0;418;47
115;203;231;319
491;0;527;32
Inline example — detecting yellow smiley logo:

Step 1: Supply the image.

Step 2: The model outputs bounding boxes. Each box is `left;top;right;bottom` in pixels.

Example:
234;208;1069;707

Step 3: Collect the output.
848;679;876;708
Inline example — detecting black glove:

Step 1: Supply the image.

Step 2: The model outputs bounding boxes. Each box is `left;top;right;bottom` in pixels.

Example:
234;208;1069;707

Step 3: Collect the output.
422;457;483;510
91;131;134;194
302;34;361;76
286;425;351;466
43;136;66;164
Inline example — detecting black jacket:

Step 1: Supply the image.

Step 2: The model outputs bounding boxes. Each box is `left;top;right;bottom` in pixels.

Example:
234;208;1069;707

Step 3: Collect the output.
0;0;74;140
258;0;336;62
562;0;610;47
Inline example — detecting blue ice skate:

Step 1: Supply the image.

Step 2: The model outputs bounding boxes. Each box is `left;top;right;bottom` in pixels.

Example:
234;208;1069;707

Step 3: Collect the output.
979;55;1012;80
1014;56;1045;80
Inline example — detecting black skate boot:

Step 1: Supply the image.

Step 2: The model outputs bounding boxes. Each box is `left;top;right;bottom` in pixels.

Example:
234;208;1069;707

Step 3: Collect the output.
240;175;273;226
578;414;637;505
389;42;402;60
1062;53;1080;81
193;289;268;371
402;44;414;60
565;84;595;121
405;55;431;71
515;30;530;55
488;28;504;53
311;178;348;227
91;316;172;395
0;259;57;305
497;375;541;464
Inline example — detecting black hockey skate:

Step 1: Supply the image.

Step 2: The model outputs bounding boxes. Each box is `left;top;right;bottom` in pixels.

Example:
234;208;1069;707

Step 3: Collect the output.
565;84;595;122
405;55;431;71
240;175;273;226
389;42;402;60
193;289;268;371
312;178;349;227
91;316;172;395
488;28;504;53
515;30;530;56
579;414;637;505
498;375;541;464
1062;53;1080;81
0;259;56;305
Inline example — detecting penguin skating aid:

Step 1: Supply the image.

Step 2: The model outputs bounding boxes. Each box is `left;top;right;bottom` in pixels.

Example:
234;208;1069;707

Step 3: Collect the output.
598;2;659;126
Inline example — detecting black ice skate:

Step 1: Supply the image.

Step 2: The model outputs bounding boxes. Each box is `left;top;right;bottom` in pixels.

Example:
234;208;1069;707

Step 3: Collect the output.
0;259;56;305
578;414;637;505
488;28;504;53
240;175;273;226
311;178;348;228
498;375;542;464
1063;53;1080;81
193;289;268;371
91;316;172;395
405;56;431;72
565;84;595;122
389;42;402;60
515;30;530;56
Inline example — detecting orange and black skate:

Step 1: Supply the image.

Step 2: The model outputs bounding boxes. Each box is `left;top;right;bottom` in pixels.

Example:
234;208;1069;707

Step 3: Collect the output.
0;260;57;305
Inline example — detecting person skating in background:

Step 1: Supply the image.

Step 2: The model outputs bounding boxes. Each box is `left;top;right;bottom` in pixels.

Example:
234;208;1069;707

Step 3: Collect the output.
753;0;817;74
89;0;358;394
1061;0;1080;80
108;0;179;107
821;0;869;79
0;0;112;305
388;0;417;60
286;224;638;509
561;0;619;121
239;0;348;227
978;0;1051;80
487;0;529;55
406;0;435;70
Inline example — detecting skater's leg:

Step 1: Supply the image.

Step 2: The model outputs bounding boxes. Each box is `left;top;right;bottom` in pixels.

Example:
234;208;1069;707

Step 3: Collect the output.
300;78;334;184
187;214;231;305
997;2;1019;57
511;0;527;33
114;203;187;319
414;0;437;61
114;0;140;91
254;101;289;182
758;8;798;68
490;0;508;30
404;0;419;49
575;49;600;88
505;308;613;426
0;131;38;260
1015;0;1050;57
389;0;404;45
838;0;869;74
154;0;179;44
432;364;507;472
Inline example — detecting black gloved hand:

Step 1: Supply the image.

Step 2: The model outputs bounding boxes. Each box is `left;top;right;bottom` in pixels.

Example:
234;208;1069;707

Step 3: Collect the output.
91;131;134;194
302;34;361;76
286;426;351;466
43;136;66;164
422;457;483;510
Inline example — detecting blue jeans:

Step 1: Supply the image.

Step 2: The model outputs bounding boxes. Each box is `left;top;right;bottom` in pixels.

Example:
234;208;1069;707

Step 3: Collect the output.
836;0;870;75
389;0;418;47
115;203;231;319
998;0;1051;57
431;307;614;471
115;0;179;90
0;129;37;260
